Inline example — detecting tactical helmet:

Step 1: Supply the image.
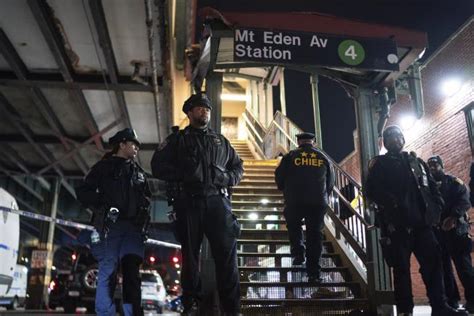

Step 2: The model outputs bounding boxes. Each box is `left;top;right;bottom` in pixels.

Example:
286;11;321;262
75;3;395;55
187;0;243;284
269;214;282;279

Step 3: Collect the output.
427;155;444;169
382;125;405;149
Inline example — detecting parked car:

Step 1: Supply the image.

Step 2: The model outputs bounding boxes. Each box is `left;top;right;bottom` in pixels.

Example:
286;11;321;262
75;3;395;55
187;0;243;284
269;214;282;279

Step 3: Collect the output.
49;246;99;313
140;270;166;313
49;246;167;313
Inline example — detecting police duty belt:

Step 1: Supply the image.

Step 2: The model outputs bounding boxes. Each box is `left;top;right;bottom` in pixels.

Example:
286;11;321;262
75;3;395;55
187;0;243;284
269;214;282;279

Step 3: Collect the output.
0;206;181;249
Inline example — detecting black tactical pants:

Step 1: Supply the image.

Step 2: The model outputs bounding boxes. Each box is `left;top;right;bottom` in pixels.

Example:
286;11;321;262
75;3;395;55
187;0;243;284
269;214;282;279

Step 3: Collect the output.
385;227;446;313
174;194;240;313
443;231;474;304
283;204;327;277
435;229;461;306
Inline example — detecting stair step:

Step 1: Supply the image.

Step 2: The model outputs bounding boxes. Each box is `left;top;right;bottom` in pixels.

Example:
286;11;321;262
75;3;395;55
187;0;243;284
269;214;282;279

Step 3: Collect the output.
232;208;283;216
237;239;330;246
233;209;282;216
239;179;277;184
240;281;358;290
232;193;282;199
239;229;299;239
233;201;283;207
241;298;368;308
233;187;281;194
238;266;347;272
237;252;338;258
237;219;286;224
242;175;275;181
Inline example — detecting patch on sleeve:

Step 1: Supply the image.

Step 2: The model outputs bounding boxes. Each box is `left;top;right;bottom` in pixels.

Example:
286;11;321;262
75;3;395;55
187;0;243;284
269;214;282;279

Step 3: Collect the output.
157;139;169;151
455;177;464;185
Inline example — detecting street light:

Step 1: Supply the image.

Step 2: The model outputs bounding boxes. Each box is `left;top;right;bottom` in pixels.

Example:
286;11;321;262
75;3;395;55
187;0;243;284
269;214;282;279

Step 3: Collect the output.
400;114;416;130
441;78;462;96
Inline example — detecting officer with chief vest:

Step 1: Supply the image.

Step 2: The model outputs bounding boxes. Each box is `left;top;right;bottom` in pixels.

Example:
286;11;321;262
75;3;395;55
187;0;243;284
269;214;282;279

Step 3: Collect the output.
275;132;334;283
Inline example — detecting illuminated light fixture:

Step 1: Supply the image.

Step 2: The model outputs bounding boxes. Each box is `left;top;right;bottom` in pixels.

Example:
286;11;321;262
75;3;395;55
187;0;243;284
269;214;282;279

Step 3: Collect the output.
24;258;29;263
220;93;248;101
72;253;77;261
175;263;180;269
260;198;269;205
149;256;156;263
441;78;462;96
52;266;57;271
248;213;259;220
400;115;416;130
175;279;180;284
172;256;179;263
177;271;181;274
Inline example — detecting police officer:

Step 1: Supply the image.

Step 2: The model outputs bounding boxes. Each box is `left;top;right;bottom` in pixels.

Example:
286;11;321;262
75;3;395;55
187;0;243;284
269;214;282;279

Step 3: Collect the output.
274;132;334;283
470;162;474;206
151;93;243;315
365;125;466;316
76;128;151;316
428;155;474;313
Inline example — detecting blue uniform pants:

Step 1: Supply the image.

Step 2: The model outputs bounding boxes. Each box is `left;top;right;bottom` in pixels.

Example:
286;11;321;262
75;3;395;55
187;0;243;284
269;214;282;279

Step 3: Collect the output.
91;220;144;316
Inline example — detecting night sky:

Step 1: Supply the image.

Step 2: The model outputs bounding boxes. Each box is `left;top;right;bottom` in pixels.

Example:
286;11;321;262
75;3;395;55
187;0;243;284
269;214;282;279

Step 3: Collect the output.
199;0;474;161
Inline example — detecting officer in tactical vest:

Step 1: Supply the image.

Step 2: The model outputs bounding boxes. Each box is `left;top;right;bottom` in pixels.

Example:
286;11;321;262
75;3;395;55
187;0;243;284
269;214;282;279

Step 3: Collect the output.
76;128;151;316
470;163;474;206
365;125;467;316
428;155;474;313
275;132;334;283
151;93;243;316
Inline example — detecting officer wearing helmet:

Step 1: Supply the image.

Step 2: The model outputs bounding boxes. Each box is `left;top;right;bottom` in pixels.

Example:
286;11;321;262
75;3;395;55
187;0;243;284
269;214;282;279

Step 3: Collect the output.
427;155;474;312
274;132;334;283
365;126;466;316
151;93;243;315
76;128;151;316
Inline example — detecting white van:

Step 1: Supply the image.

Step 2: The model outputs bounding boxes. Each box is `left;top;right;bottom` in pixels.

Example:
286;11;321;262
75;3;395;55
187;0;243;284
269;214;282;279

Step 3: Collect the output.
0;264;27;309
0;188;23;309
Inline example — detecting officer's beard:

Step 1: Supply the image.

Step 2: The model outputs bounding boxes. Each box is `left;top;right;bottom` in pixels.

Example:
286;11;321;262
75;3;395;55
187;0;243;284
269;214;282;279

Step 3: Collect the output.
190;116;209;129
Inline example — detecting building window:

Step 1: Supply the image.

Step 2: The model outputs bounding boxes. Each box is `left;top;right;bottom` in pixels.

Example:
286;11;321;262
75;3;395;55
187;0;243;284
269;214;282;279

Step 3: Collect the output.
464;101;474;156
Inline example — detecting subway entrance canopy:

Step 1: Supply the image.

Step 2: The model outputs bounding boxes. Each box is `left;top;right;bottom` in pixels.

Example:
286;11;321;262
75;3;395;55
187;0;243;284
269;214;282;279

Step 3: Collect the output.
193;8;427;88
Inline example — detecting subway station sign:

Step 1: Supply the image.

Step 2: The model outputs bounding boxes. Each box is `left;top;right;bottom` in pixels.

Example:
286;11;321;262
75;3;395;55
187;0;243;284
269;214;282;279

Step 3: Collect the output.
234;28;399;71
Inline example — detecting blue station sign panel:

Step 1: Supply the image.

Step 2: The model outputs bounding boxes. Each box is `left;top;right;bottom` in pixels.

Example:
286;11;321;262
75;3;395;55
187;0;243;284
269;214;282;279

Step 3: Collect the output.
233;28;399;71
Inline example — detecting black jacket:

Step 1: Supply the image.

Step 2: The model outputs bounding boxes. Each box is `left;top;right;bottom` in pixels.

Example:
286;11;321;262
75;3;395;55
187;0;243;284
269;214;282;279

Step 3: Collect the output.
151;126;243;196
438;174;471;235
274;144;334;207
470;162;474;206
365;151;444;228
76;156;151;221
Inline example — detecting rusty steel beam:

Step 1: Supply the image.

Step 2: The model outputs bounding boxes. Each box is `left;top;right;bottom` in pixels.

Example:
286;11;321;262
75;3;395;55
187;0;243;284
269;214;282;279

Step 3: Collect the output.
27;0;104;151
0;28;89;174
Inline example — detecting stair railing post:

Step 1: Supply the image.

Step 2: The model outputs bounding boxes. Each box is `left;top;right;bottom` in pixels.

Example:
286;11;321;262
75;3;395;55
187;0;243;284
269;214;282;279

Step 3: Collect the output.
353;87;394;315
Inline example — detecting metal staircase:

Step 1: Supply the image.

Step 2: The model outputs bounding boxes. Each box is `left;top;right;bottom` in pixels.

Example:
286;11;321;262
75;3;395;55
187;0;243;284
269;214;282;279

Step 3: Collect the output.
230;140;370;315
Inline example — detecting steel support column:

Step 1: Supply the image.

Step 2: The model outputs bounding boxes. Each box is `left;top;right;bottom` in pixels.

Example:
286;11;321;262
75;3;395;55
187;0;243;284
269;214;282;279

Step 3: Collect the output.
310;73;323;149
354;87;393;314
206;72;223;133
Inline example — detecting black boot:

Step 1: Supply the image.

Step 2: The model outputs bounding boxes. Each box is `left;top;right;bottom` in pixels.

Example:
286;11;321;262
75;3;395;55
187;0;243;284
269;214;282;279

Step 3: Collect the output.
432;304;468;316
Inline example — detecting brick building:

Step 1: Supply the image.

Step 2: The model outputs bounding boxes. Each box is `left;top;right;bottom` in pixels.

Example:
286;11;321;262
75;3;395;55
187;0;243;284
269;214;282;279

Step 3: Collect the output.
340;17;474;303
